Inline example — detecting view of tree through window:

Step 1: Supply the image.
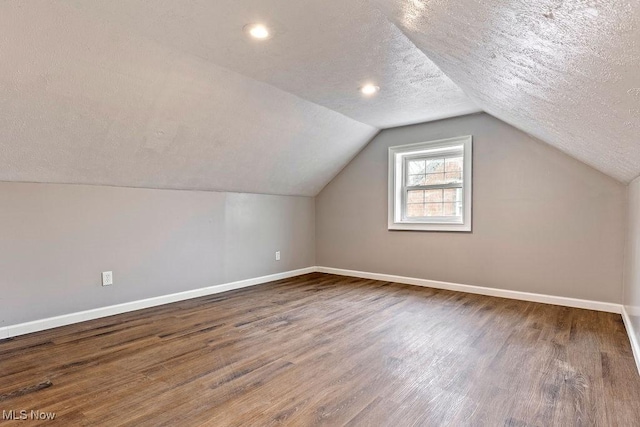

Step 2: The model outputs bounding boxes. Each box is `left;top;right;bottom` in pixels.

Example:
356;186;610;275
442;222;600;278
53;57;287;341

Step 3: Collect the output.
405;156;463;218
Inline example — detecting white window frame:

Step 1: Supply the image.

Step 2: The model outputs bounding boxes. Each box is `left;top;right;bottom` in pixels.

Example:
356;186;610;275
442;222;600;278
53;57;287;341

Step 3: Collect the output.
388;135;472;232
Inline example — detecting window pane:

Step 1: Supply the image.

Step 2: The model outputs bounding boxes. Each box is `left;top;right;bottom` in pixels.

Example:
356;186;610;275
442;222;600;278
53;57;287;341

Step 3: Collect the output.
443;202;459;216
408;160;425;175
445;157;463;172
407;201;462;218
408;174;426;186
407;190;424;203
424;203;443;216
444;171;462;183
425;158;445;173
423;173;463;185
406;204;425;218
424;189;443;202
444;188;461;202
424;173;446;185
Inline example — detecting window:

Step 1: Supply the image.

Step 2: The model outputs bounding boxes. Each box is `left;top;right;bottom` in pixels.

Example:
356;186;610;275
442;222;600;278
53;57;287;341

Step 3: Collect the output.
388;136;472;232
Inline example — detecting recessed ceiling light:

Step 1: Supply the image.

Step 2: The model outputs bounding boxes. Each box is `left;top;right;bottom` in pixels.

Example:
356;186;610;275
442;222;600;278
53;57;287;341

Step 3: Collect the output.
245;24;270;40
360;84;380;96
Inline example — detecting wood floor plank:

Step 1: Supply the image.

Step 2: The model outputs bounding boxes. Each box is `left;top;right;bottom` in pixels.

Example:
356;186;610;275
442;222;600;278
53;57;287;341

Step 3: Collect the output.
0;273;639;425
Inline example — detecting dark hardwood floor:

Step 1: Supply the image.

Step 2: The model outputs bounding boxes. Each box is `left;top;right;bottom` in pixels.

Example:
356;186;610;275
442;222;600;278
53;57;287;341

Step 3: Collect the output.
1;273;639;426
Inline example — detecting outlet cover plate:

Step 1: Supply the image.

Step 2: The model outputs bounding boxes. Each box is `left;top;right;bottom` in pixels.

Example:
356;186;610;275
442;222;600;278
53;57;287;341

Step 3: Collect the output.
102;271;113;286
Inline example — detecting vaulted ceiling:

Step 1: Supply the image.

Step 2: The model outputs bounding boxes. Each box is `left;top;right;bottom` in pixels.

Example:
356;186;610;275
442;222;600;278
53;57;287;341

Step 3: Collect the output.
375;0;640;183
0;0;638;196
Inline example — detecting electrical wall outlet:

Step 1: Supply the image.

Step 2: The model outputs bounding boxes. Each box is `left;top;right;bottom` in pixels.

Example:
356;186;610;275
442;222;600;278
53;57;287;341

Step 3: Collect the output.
275;251;281;261
102;271;113;286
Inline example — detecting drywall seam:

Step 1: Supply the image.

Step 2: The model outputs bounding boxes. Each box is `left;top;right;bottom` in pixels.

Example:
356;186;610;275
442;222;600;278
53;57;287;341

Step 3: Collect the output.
622;305;640;375
0;267;315;339
316;267;621;313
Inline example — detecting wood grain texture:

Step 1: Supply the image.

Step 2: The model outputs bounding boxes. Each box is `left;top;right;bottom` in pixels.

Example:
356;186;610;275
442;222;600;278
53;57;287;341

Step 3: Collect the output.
0;273;638;426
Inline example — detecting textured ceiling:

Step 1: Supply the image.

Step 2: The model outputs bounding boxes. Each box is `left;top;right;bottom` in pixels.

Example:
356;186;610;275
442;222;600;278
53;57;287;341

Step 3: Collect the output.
0;1;379;196
1;0;635;196
0;0;479;196
63;0;480;128
373;0;640;183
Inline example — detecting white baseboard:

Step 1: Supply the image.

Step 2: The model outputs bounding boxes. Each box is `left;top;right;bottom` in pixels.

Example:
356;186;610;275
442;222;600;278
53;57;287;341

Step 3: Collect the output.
621;306;640;375
1;265;629;355
316;266;622;314
0;267;315;339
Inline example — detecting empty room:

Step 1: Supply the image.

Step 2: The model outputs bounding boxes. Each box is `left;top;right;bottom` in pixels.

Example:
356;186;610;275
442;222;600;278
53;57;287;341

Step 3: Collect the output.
1;0;639;425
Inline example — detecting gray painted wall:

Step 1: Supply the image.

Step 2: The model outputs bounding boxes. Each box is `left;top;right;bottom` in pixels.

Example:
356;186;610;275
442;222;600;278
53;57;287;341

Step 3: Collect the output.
624;177;640;349
0;182;315;326
316;113;626;303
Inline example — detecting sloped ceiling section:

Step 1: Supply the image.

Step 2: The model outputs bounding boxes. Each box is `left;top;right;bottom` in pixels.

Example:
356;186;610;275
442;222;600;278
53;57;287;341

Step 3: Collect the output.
0;1;376;196
63;0;479;128
374;0;640;182
0;0;478;196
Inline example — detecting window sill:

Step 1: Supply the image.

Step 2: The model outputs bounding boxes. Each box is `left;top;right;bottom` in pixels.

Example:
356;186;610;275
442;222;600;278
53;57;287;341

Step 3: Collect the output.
388;221;472;232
